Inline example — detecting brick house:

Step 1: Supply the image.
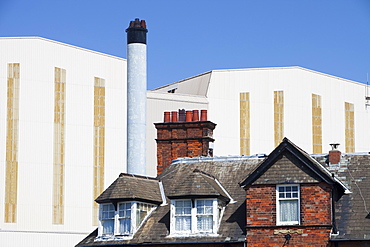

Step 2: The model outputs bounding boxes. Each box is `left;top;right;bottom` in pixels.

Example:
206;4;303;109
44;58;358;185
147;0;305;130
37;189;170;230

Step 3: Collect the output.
76;111;370;247
239;138;349;247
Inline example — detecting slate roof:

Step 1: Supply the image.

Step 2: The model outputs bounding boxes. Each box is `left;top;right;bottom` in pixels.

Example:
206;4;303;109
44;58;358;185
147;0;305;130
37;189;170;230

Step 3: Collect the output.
95;173;162;205
313;153;370;240
166;168;230;201
76;157;262;246
77;138;370;246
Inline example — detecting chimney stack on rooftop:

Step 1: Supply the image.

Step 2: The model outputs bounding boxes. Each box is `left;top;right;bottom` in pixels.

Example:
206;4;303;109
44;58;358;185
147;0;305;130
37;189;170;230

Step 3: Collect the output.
155;109;216;175
328;143;341;165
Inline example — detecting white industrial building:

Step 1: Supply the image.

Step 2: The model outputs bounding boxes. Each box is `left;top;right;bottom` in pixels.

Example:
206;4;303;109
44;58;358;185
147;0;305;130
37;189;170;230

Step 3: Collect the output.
1;36;370;247
147;67;370;162
0;37;128;247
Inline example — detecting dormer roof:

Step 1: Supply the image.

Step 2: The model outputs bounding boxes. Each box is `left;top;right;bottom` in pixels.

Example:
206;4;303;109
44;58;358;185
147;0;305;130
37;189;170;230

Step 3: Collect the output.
167;169;230;202
95;173;162;205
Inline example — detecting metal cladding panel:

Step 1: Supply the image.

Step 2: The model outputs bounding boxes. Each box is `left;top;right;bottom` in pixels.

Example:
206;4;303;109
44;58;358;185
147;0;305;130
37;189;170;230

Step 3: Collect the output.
0;37;126;247
1;231;86;247
204;67;370;157
151;72;211;96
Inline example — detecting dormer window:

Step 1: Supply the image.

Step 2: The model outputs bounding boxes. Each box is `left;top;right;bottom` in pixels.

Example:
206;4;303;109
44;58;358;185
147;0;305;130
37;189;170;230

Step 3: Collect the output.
101;204;115;235
97;202;156;240
170;198;223;235
118;202;131;234
174;200;192;232
167;169;232;236
94;173;163;241
196;199;214;231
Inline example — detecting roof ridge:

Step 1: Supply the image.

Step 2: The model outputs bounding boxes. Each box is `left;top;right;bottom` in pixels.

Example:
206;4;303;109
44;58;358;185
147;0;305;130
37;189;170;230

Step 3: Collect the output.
193;168;216;179
119;173;157;180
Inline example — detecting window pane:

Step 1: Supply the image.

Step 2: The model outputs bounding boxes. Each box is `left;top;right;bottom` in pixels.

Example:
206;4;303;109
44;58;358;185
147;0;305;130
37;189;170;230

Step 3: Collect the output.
175;200;191;216
175;207;182;215
197;199;213;215
197;207;204;214
197;200;205;207
184;200;192;207
184;207;191;214
119;203;131;218
102;204;115;219
136;206;147;227
280;200;298;222
205;206;213;214
279;187;285;192
136;203;154;227
197;215;213;231
120;218;131;234
175;216;191;231
102;219;114;234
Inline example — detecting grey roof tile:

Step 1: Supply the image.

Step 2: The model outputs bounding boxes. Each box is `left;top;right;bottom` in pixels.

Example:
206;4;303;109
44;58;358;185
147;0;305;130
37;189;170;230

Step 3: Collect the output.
95;173;162;205
313;153;370;240
77;159;261;246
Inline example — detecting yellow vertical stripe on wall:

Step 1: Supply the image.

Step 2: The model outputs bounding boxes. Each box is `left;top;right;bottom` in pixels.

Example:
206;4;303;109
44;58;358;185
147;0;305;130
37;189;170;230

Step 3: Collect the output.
345;102;355;153
53;67;66;224
240;92;250;155
4;63;20;223
93;77;105;226
312;94;322;153
274;91;284;147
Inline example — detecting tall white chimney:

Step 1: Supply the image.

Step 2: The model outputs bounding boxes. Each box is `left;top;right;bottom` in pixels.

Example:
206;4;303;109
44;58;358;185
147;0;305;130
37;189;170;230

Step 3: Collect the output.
126;18;148;175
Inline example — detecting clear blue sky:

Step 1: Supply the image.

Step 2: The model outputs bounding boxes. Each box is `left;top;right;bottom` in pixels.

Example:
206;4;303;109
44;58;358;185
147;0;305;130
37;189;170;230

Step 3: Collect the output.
1;0;369;89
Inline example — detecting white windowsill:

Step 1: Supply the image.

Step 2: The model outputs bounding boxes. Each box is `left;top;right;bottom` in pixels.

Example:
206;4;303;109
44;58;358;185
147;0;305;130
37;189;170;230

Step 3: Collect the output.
167;232;219;238
95;234;133;241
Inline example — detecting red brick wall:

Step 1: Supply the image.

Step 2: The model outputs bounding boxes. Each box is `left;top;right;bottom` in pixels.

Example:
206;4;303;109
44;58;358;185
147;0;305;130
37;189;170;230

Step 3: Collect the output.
155;121;216;175
245;183;333;247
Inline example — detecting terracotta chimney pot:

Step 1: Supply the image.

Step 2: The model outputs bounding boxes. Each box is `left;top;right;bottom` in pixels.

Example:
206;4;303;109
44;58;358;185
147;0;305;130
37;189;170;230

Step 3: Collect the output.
171;111;178;122
200;110;208;121
192;110;199;121
164;112;171;123
186;111;193;122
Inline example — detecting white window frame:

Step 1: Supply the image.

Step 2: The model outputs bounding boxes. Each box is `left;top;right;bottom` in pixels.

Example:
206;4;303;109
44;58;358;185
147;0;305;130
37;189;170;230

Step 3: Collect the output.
118;202;132;235
276;184;300;226
170;198;220;236
100;204;115;235
97;202;156;239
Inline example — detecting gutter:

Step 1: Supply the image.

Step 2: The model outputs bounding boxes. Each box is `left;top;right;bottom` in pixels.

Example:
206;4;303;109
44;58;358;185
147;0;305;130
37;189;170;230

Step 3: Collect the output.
78;240;247;246
330;239;370;241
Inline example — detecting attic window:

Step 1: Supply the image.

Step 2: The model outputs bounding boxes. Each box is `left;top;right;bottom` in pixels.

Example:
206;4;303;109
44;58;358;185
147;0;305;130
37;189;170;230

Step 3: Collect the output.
118;202;131;234
170;198;223;236
97;202;156;240
168;88;176;93
101;204;115;235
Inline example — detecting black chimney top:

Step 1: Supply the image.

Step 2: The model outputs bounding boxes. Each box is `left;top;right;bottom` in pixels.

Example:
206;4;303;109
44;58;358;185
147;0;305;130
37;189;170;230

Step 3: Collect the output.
126;18;148;44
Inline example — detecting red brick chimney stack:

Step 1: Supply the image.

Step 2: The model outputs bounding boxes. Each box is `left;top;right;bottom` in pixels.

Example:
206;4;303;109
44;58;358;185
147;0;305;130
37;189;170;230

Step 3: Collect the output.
155;109;216;175
328;143;341;165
